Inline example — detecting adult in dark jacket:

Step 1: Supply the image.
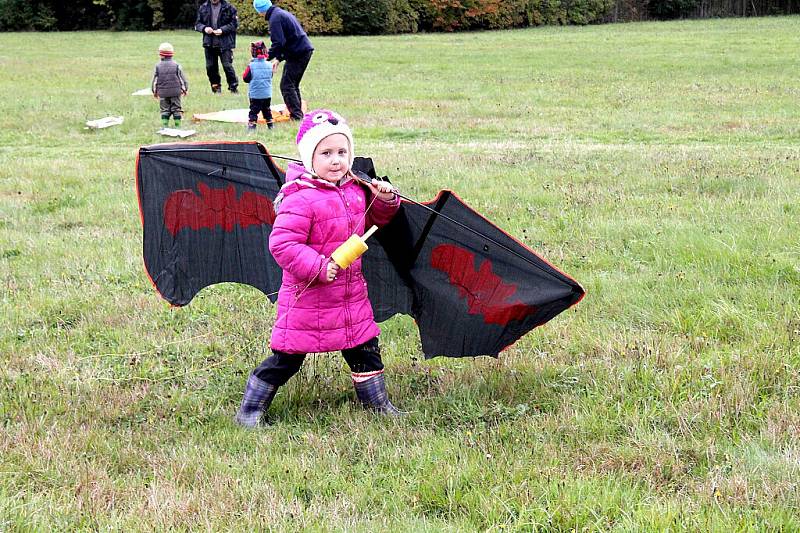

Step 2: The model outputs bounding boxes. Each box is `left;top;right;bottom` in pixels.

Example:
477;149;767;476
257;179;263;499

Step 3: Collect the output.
253;0;314;120
195;0;239;93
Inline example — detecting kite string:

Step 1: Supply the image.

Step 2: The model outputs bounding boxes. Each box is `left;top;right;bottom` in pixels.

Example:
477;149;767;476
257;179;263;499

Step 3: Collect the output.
358;184;379;229
142;147;564;280
350;174;565;280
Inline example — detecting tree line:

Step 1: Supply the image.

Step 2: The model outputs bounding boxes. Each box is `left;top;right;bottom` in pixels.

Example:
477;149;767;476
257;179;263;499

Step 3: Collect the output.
0;0;797;32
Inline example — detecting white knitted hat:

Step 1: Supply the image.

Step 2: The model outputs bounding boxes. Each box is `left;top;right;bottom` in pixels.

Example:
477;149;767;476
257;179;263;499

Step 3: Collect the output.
295;109;354;173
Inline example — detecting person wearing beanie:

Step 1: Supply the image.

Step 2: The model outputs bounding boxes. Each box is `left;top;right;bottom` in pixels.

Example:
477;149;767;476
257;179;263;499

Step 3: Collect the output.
253;0;313;120
235;109;404;428
151;43;189;128
194;0;239;94
242;41;274;130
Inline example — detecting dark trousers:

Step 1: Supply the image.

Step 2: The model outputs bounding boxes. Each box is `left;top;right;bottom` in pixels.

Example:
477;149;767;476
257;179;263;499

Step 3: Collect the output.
159;96;183;119
248;98;273;124
253;337;384;386
204;47;238;90
281;50;313;120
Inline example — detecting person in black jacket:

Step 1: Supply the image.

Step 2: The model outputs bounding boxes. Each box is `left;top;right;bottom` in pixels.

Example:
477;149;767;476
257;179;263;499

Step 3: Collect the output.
195;0;239;94
253;0;314;120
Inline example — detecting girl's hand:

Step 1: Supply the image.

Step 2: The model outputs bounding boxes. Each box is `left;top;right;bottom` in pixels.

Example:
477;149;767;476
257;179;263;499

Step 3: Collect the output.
325;260;340;282
368;179;397;202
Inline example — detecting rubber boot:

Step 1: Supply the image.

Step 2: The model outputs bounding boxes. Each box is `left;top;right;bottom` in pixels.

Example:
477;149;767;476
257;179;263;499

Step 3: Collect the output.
161;115;170;127
173;117;181;128
353;373;404;416
235;374;279;428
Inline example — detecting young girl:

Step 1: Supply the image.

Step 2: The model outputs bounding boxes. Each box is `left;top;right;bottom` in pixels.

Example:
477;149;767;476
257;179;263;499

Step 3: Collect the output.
242;40;273;130
235;109;402;427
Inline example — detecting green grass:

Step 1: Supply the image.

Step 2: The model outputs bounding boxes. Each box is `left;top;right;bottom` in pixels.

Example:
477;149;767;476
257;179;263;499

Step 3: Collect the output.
1;16;800;531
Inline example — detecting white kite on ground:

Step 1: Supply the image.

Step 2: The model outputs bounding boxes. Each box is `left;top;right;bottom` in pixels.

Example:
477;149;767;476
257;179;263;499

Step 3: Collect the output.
132;88;152;96
86;116;124;129
157;128;197;138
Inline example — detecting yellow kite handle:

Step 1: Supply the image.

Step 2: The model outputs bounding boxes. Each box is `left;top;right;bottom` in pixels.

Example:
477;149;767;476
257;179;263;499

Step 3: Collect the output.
330;225;378;269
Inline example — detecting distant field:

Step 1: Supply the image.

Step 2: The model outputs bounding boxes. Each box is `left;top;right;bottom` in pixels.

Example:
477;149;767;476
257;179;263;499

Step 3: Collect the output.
1;16;799;531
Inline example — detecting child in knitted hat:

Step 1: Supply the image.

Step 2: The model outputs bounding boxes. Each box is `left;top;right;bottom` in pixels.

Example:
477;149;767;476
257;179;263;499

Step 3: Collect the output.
236;109;403;427
152;43;189;128
241;41;274;130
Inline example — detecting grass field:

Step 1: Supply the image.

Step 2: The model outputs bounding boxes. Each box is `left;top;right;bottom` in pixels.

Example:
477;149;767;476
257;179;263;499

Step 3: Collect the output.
1;15;799;531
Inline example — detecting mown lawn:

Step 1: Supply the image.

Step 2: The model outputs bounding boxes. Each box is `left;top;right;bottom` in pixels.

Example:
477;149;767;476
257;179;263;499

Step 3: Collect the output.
1;16;799;531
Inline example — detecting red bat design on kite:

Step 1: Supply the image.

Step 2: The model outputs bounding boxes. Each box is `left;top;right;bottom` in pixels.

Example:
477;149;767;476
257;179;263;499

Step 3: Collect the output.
431;243;537;326
164;183;276;236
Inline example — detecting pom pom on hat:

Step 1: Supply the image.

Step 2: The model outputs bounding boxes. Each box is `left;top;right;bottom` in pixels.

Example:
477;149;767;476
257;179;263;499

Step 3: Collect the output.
296;110;355;174
253;0;272;13
158;42;174;56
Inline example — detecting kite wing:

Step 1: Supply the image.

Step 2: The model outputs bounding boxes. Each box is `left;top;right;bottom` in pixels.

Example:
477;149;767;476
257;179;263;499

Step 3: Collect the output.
136;142;584;358
136;141;285;306
352;158;584;358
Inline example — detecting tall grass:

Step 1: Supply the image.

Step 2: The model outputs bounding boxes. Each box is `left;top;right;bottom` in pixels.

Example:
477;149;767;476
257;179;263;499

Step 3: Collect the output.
1;17;799;530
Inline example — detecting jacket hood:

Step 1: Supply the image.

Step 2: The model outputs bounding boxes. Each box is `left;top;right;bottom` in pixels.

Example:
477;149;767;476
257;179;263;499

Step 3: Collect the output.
274;162;319;209
284;161;310;183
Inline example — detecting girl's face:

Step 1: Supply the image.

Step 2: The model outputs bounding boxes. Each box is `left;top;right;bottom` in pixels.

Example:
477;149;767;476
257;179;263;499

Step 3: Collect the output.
312;134;350;183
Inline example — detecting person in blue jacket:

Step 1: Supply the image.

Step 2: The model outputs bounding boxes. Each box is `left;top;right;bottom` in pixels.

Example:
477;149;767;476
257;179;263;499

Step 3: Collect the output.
195;0;240;94
253;0;314;120
242;41;274;130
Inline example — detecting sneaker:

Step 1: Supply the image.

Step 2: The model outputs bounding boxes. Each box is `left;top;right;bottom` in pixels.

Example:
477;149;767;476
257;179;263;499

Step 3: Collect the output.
229;87;239;94
267;122;274;130
247;122;257;131
211;84;222;94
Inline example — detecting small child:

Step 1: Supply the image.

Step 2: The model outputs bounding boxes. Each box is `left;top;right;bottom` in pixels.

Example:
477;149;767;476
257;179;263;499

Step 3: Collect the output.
235;109;402;427
242;41;274;130
152;42;188;128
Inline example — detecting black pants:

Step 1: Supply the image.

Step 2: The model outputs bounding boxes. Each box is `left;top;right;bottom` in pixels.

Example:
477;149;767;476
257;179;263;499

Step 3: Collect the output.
281;50;313;120
204;47;238;90
253;337;384;386
248;98;273;124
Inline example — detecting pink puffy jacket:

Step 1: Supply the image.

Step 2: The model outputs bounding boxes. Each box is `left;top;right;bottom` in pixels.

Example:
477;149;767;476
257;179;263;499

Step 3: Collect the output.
269;163;401;354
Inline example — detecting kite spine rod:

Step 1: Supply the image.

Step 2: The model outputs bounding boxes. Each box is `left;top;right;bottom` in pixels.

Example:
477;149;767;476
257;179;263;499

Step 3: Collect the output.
140;147;299;161
140;148;566;280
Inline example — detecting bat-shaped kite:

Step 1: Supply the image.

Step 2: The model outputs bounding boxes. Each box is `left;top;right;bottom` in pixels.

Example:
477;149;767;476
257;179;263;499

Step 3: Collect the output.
136;141;584;358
